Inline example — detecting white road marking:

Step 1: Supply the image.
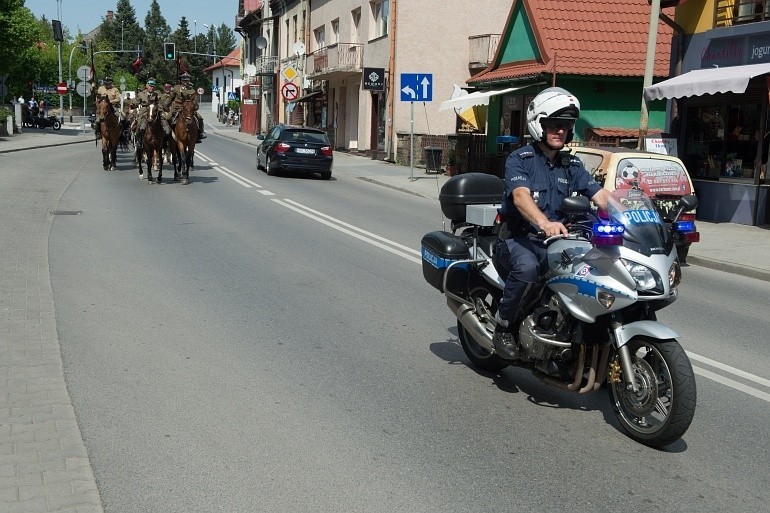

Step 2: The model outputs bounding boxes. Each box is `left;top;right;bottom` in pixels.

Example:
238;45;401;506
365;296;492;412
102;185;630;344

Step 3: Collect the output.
271;199;422;264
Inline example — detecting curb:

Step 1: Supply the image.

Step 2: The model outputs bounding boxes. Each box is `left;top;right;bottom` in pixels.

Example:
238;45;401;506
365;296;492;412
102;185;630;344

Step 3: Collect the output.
686;255;770;282
0;137;92;154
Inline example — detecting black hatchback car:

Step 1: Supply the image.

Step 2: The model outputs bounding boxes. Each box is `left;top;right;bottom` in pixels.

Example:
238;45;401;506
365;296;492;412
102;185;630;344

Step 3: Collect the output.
256;124;333;179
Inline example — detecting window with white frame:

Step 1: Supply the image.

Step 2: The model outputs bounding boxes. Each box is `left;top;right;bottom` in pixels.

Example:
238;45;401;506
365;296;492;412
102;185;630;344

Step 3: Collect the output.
351;8;361;44
370;0;388;39
314;26;326;51
331;19;340;45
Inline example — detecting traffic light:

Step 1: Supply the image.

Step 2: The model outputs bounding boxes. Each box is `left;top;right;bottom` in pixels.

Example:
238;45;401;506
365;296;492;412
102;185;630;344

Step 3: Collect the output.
164;42;176;60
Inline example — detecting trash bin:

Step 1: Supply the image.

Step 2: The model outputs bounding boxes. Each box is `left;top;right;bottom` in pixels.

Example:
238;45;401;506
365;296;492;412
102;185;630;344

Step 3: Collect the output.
424;146;443;174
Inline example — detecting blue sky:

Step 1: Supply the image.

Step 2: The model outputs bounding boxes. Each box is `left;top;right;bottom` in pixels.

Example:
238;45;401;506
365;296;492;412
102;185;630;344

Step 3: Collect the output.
24;1;236;37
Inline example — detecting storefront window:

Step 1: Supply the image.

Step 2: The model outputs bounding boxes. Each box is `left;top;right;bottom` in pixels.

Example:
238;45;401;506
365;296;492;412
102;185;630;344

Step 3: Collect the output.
685;103;762;180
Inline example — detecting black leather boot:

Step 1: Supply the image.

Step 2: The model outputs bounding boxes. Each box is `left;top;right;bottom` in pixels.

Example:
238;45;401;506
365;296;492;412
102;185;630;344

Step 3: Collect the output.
492;325;519;360
492;312;520;360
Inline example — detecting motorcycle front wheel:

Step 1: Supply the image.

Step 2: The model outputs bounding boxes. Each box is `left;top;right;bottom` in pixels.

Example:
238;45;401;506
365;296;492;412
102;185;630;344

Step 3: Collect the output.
52;119;61;130
457;283;508;372
608;336;696;448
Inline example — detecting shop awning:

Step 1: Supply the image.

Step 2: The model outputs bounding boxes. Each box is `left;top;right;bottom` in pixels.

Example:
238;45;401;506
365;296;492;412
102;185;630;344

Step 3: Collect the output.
644;63;770;100
439;86;524;111
292;91;322;103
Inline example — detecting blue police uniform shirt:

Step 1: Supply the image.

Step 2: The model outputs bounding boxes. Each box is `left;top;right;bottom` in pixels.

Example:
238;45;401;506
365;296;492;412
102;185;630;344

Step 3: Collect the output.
500;143;602;230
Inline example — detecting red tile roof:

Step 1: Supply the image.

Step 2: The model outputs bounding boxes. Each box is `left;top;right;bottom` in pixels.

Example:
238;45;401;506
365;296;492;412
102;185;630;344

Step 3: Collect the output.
203;47;241;73
469;0;675;85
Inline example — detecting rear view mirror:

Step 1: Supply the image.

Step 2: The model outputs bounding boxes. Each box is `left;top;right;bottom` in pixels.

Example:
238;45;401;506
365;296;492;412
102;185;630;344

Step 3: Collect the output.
679;194;698;212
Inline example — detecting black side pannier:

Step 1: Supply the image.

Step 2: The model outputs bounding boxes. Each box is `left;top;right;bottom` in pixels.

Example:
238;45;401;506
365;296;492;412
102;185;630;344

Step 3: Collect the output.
421;231;470;293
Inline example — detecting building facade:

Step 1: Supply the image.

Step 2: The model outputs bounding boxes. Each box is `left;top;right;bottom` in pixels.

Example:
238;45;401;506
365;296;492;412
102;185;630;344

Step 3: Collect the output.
236;0;510;161
646;0;770;225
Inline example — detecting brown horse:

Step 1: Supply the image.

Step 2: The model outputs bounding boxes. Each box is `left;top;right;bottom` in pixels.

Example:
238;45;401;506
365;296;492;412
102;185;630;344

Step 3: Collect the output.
95;95;121;170
172;98;198;185
137;102;166;184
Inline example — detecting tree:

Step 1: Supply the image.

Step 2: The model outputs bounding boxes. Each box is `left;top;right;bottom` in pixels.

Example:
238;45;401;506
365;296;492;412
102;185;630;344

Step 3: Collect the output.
0;0;41;101
142;0;172;84
96;0;145;79
173;17;211;92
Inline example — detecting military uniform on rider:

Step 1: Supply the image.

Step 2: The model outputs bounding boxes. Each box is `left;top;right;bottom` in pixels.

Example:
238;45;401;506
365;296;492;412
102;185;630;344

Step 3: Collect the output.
134;79;171;146
94;77;122;134
163;72;205;142
492;87;611;361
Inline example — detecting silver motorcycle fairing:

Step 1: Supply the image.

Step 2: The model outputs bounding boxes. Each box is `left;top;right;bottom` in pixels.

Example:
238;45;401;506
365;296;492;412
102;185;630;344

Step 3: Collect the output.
612;320;679;347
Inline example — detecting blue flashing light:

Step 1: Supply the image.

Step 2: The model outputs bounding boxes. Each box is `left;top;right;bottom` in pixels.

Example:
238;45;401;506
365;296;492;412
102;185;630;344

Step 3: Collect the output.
592;223;625;246
674;220;696;233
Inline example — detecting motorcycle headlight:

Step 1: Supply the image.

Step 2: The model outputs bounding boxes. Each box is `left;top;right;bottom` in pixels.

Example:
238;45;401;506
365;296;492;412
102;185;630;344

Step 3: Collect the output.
622;260;662;292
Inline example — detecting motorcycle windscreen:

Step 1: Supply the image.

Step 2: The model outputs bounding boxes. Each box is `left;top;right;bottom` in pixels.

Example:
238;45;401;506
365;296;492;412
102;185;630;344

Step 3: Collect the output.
608;189;673;256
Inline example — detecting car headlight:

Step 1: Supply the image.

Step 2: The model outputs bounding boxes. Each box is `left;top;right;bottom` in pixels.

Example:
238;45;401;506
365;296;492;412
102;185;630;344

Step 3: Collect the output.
622;259;662;292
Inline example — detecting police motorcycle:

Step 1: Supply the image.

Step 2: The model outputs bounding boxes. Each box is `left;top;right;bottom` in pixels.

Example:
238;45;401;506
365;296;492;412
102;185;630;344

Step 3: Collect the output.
421;173;699;447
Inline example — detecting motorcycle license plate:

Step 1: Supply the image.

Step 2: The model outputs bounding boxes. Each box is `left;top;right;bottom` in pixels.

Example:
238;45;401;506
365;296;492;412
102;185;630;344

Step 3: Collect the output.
295;148;315;155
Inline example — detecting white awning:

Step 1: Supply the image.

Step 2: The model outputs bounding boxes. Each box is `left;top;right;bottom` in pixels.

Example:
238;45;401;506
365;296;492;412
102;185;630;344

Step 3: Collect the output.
439;86;523;112
644;63;770;100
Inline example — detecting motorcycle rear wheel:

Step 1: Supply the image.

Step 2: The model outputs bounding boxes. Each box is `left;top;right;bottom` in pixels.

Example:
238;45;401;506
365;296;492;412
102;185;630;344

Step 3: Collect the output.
457;283;508;372
608;336;696;448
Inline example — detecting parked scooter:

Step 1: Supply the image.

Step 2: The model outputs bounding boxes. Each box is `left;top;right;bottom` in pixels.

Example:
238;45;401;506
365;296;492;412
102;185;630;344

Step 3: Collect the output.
421;173;699;448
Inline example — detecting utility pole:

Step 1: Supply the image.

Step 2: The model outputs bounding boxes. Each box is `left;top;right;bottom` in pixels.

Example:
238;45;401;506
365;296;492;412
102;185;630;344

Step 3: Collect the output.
638;0;662;150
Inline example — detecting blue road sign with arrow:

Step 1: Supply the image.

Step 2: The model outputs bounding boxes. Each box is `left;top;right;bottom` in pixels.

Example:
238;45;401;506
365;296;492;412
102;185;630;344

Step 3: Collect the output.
400;73;432;102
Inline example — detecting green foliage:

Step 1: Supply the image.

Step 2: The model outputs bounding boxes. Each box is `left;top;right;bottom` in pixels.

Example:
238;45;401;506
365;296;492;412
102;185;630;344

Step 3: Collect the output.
2;0;235;108
228;100;240;112
0;106;12;121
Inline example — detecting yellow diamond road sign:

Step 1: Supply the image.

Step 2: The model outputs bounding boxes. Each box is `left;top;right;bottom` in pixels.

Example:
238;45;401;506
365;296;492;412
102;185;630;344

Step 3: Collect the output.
281;65;298;82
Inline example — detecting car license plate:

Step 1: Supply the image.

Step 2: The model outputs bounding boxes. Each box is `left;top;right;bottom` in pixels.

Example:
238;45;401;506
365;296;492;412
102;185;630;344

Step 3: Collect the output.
295;148;315;155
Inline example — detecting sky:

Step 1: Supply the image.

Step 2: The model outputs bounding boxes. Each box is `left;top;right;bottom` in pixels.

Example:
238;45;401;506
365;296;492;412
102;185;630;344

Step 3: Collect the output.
24;0;235;37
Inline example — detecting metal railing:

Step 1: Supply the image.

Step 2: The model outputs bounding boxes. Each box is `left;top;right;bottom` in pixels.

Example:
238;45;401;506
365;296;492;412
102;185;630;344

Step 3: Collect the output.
254;56;279;75
715;0;770;27
307;43;363;77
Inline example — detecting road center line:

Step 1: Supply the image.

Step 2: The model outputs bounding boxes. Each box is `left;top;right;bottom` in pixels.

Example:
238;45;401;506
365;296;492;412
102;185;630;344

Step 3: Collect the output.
281;198;421;256
215;166;252;188
687;351;770;388
271;198;422;263
692;366;770;403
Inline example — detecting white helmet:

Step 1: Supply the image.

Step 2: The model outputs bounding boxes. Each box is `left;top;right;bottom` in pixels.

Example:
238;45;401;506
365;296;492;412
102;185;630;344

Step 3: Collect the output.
526;87;580;142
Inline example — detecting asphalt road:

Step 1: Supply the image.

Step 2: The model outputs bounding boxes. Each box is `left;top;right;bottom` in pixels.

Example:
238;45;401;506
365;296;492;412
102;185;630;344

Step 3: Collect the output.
35;138;770;512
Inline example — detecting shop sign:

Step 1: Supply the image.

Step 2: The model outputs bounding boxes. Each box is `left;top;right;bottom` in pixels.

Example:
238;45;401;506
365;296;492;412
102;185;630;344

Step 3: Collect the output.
748;34;770;63
644;137;678;157
700;37;743;68
363;67;385;91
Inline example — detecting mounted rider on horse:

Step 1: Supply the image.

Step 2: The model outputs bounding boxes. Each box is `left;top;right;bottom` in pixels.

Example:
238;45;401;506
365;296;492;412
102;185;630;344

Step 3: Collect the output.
163;72;206;143
93;77;122;135
134;78;171;147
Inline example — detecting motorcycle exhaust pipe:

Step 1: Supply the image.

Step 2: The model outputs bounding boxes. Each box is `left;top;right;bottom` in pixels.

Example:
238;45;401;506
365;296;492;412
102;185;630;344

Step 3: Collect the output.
447;297;495;353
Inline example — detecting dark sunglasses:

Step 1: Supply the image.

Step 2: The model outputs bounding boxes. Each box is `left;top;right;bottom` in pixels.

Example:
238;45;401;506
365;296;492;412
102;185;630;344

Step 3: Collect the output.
541;119;575;132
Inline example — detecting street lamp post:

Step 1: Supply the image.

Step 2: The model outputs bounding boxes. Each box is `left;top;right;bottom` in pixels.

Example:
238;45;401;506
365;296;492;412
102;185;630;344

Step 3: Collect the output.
194;20;197;52
67;44;78;122
204;24;222;121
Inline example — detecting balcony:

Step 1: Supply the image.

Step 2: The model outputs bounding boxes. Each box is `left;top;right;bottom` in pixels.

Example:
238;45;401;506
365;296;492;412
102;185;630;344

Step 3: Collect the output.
306;43;363;80
469;34;501;71
716;0;770;27
254;55;279;75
